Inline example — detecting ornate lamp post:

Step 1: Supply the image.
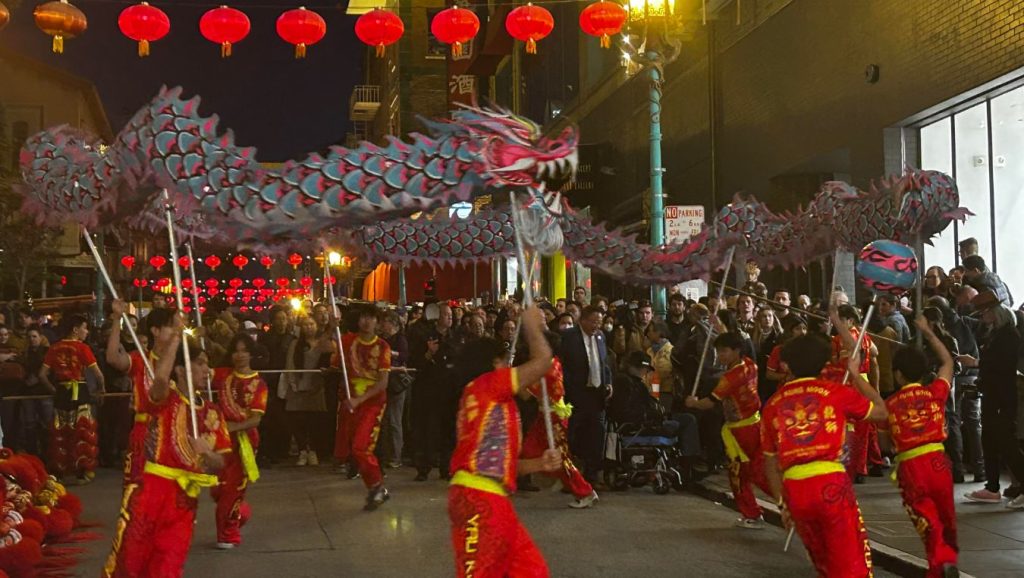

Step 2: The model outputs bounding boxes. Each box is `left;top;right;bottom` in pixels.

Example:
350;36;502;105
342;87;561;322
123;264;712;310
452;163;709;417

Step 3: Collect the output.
623;0;681;316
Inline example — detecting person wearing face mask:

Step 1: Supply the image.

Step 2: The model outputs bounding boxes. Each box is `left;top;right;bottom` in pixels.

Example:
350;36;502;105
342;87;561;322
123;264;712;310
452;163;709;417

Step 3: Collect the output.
211;333;268;548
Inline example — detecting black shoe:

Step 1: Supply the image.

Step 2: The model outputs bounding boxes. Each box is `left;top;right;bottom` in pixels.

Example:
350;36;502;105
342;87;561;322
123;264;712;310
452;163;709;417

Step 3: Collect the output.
1004;486;1022;499
941;563;960;578
868;465;885;477
953;473;966;484
346;466;360;480
971;474;987;484
854;475;866;485
414;472;428;482
364;485;390;511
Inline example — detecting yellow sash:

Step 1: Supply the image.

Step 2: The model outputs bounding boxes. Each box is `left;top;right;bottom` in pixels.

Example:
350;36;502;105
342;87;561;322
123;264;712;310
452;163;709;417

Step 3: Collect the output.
783;460;846;481
450;470;507;497
890;442;945;484
144;461;219;498
60;380;82;402
551;399;573;420
721;412;760;463
134;413;150;423
237;434;261;483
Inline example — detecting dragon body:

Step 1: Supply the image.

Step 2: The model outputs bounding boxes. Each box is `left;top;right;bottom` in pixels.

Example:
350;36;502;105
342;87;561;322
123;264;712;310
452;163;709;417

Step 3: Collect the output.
19;87;968;285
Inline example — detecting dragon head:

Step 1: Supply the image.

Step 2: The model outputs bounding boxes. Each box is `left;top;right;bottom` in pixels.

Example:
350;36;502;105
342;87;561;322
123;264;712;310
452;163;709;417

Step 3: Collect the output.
423;106;579;194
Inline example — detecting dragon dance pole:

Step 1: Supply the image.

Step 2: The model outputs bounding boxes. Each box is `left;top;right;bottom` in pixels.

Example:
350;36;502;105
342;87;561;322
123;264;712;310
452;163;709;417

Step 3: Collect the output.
508;192;555;451
82;228;154;380
398;264;407;308
841;300;876;384
186;243;214;400
691;245;736;397
162;190;199;438
324;251;352;404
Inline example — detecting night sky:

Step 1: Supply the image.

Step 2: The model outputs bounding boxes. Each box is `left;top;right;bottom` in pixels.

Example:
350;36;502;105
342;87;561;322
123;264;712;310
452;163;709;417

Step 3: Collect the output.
1;0;363;161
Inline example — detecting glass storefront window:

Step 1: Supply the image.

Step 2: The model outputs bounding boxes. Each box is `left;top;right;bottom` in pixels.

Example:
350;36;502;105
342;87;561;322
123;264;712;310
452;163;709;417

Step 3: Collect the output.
920;118;954;273
991;85;1024;303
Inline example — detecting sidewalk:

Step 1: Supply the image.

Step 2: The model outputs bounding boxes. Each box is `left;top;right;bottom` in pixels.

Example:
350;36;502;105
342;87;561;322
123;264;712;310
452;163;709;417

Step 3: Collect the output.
695;471;1024;577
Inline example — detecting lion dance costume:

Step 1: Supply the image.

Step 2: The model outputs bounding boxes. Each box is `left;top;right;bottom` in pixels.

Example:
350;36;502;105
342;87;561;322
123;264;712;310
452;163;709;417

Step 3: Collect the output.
761;377;874;577
42;339;99;481
212;369;267;547
449;367;548;578
102;387;232;578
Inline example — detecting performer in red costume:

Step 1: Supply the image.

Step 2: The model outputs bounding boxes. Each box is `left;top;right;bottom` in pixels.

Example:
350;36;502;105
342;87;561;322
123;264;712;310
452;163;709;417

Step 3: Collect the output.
881;315;958;578
39;314;105;484
333;305;392;510
824;304;882;482
211;333;268;549
762;305;889;578
102;313;232;578
105;300;177;487
520;331;598;509
686;332;772;528
448;305;561;578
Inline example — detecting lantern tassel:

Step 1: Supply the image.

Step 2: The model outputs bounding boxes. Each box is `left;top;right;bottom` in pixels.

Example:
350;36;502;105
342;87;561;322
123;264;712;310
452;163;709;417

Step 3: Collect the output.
295;43;306;59
52;35;64;54
452;41;463;58
375;43;385;58
600;34;610;49
221;41;232;58
138;39;150;58
526;38;537;54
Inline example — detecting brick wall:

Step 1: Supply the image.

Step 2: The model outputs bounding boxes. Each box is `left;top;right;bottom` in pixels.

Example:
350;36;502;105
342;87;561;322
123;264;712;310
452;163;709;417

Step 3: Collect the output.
576;0;1024;220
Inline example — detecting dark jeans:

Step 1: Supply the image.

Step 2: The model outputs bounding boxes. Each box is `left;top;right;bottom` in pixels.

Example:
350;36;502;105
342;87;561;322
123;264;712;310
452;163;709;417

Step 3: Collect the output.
18;399;53;458
667;412;701;457
259;385;291;462
98;395;132;467
288;410;325;455
959;384;984;477
412;386;455;476
943;382;965;478
567;387;607;482
982;380;1024;493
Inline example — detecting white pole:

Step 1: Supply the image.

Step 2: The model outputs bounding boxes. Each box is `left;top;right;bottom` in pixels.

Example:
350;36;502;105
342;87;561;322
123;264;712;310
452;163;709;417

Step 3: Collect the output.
509;192;555;451
324;251;352;404
185;243;214;400
691;246;736;397
162;190;199;438
841;301;876;384
81;227;154;380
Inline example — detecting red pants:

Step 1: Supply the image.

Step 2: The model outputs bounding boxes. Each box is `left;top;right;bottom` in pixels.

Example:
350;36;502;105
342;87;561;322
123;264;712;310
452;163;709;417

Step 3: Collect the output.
846;421;881;477
48;408;98;477
448;485;548;578
334;395;386;490
897;452;958;576
211;451;251;545
521;413;593;499
724;423;771;520
124;419;147;487
101;473;197;578
784;471;872;578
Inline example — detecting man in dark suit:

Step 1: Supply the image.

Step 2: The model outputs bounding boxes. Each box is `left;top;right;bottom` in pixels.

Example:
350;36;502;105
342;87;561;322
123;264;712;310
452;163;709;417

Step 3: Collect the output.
559;305;613;484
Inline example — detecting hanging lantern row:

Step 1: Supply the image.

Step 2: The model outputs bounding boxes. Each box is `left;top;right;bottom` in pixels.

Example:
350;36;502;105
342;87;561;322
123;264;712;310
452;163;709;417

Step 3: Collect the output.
19;1;628;57
118;252;344;272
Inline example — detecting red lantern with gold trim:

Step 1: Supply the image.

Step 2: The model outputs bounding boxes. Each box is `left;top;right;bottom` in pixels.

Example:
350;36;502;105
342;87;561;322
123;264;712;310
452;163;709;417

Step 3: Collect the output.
579;1;626;49
120;255;136;270
276;6;326;59
200;5;250;58
355;8;404;58
259;255;274;269
178;256;191;269
275;277;290;288
430;6;479;58
118;2;170;57
505;3;553;54
34;0;87;54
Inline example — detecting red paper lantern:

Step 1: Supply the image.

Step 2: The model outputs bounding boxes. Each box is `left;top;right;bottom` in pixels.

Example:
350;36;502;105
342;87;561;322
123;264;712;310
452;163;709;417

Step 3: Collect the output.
579;1;626;49
300;276;313;288
181;279;193;290
200;5;250;58
183;305;193;313
120;255;136;270
254;305;264;312
207;287;219;297
232;254;249;269
252;278;266;289
229;278;243;288
287;253;303;269
225;288;237;297
0;2;10;32
355;8;404;58
275;277;290;288
276;6;326;59
133;278;147;287
259;255;274;269
178;256;191;269
118;2;170;57
204;278;219;288
238;305;247;311
154;277;170;288
505;3;553;54
149;255;167;270
205;255;222;270
430;7;479;58
34;0;87;54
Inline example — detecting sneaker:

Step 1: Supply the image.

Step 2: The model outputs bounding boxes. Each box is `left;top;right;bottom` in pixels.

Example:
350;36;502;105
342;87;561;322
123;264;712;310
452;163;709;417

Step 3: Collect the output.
388;460;403;469
1007;495;1024;510
941;564;960;578
307;452;319;466
733;517;765;530
296;450;308;467
216;542;236;550
568;491;599;509
964;489;1002;503
346;465;360;480
364;485;390;511
868;464;885;477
